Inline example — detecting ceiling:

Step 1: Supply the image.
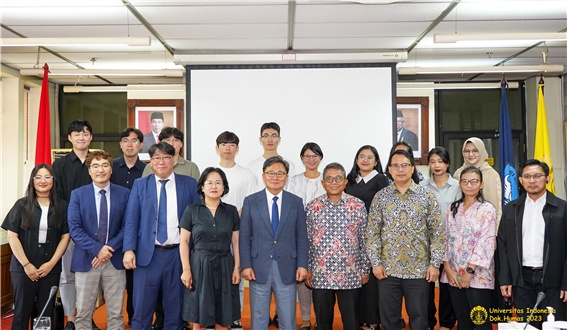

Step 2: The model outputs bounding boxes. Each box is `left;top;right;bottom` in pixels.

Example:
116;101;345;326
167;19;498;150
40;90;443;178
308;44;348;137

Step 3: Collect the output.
1;0;566;86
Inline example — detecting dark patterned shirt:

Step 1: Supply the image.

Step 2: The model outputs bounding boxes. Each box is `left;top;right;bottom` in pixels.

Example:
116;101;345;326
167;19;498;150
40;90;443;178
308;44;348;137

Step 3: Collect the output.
306;193;370;290
366;182;444;279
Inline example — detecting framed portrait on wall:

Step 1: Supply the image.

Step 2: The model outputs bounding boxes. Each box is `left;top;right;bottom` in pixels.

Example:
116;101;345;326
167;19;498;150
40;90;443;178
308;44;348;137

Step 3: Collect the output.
127;99;184;160
396;96;429;165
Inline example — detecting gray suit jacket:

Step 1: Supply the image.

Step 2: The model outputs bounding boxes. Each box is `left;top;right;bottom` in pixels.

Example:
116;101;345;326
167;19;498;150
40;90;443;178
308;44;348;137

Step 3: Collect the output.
239;189;308;285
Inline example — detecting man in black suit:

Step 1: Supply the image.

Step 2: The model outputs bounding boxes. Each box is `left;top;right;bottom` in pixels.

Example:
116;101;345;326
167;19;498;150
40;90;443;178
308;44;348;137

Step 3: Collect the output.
396;110;419;151
497;159;567;328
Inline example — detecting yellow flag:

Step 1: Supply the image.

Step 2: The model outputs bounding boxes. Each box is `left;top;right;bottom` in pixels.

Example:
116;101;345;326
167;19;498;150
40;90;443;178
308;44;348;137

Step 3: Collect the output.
534;82;555;194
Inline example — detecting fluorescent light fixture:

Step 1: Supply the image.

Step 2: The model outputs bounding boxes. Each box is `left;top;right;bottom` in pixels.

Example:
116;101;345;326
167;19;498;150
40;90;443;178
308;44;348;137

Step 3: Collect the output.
434;33;567;44
1;37;151;47
21;68;183;77
399;65;564;75
174;52;408;64
397;82;519;90
63;85;186;93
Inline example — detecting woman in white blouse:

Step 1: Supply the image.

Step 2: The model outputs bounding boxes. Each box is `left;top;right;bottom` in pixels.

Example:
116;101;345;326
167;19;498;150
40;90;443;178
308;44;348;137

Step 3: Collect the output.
286;142;326;330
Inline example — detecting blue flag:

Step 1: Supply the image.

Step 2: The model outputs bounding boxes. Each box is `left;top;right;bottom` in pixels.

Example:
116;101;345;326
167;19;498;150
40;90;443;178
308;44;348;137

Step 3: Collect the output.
499;81;518;206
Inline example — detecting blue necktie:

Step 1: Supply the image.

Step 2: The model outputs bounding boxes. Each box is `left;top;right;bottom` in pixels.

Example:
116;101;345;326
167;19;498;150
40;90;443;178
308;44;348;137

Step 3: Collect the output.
157;179;169;244
272;196;279;236
97;190;108;244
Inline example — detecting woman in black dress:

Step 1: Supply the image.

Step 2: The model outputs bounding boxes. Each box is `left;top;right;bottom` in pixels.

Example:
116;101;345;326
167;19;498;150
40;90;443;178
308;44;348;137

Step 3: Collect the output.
345;145;388;330
179;167;241;330
2;164;70;330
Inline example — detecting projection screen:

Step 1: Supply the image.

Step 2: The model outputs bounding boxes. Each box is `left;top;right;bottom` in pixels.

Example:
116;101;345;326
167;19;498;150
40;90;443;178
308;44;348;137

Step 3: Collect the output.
186;64;396;177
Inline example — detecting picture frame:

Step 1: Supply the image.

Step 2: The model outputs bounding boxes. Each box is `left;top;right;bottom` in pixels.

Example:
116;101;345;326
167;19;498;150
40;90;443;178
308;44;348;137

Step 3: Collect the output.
396;96;429;165
127;99;184;160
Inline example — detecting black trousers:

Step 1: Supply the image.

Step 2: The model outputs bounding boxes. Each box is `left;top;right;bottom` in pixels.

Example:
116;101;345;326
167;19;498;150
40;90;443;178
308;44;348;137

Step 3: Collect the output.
429;265;456;328
359;273;380;324
126;269;134;324
11;271;60;330
313;288;360;330
513;267;567;328
447;286;492;330
378;277;429;330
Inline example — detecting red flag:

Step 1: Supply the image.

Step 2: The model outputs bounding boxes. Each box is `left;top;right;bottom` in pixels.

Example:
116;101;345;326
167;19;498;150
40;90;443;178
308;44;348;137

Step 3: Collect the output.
35;64;52;165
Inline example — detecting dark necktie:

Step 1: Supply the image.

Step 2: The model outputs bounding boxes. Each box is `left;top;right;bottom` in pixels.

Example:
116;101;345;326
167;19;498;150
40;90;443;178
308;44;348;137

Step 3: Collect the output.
97;190;108;244
272;196;279;236
157;179;169;244
272;196;279;260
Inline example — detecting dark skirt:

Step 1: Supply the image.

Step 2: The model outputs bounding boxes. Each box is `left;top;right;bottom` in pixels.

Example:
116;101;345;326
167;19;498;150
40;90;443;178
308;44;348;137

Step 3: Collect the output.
182;250;240;326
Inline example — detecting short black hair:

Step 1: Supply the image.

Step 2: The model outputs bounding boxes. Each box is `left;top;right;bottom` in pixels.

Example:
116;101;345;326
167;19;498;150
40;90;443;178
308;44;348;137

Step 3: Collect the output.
216;131;240;146
197;167;230;198
148;142;175;157
262;156;289;174
260;122;280;136
520;159;550;177
323;162;346;178
120;127;144;142
300;142;323;160
159;127;184;141
67;119;93;135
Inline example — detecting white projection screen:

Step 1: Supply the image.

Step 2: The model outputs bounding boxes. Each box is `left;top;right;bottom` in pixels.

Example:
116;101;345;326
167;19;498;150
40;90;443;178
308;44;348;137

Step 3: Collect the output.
186;64;396;177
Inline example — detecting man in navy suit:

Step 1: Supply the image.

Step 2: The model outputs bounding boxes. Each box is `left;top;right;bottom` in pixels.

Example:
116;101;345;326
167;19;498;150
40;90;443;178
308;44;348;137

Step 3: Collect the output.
240;156;309;329
123;142;200;330
68;151;130;330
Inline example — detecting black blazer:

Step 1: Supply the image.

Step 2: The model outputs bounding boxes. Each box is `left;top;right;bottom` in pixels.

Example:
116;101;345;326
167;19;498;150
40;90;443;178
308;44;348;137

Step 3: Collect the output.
497;191;567;290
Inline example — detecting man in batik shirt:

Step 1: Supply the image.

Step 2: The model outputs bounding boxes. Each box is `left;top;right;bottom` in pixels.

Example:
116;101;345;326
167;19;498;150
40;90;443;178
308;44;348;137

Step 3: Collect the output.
305;162;370;329
366;150;444;330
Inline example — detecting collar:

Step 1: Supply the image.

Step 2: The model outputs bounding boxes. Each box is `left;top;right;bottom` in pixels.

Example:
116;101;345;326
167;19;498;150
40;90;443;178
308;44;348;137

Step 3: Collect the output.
93;182;110;194
154;172;175;184
525;191;547;206
392;180;419;194
356;169;378;184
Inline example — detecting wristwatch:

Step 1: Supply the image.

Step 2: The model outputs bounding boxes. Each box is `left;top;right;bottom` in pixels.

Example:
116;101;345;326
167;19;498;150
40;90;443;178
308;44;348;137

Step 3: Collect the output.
466;266;476;274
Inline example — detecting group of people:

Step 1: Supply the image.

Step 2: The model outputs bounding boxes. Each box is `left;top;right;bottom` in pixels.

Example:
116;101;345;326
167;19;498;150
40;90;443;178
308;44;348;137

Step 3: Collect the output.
3;118;567;330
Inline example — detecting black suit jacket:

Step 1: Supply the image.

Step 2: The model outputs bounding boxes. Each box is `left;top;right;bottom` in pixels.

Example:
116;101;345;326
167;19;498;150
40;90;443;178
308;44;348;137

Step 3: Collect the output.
398;128;419;151
497;191;567;290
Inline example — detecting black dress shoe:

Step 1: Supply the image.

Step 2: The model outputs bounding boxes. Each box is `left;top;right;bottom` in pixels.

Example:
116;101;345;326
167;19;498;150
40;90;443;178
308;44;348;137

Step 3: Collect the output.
63;321;76;330
152;322;164;330
270;314;279;328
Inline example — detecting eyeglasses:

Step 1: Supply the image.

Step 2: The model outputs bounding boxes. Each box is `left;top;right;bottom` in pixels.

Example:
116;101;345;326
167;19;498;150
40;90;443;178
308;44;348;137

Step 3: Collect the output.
460;179;481;186
151;156;173;163
463;149;479;155
358;154;375;161
90;163;111;170
521;173;546;180
264;171;287;179
33;175;53;181
261;134;280;140
204;180;223;187
120;138;139;144
324;176;344;183
390;163;412;170
162;138;182;144
302;154;320;160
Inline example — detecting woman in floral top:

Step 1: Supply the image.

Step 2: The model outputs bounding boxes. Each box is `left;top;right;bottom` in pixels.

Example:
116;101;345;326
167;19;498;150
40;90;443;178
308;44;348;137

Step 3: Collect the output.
441;165;496;330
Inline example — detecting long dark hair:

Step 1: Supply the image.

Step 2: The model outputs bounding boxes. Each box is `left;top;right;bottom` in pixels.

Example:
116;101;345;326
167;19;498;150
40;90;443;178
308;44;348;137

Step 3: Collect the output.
386;142;420;184
20;164;61;230
450;165;485;218
347;145;384;184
